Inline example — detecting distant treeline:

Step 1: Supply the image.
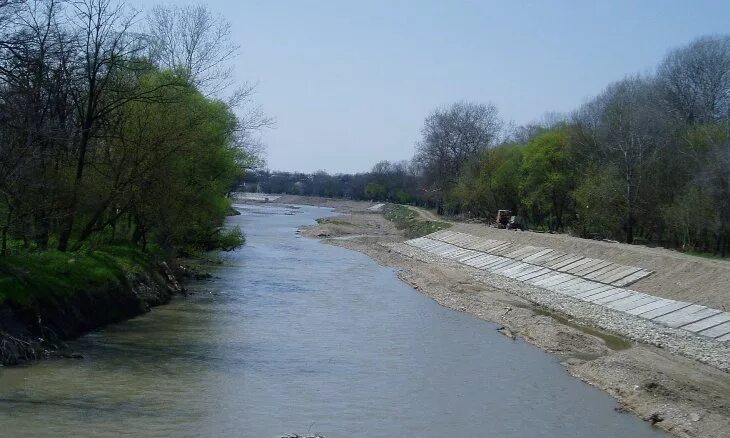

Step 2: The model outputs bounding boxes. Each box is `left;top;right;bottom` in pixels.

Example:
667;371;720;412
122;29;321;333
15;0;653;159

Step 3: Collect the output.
244;35;730;256
0;1;266;257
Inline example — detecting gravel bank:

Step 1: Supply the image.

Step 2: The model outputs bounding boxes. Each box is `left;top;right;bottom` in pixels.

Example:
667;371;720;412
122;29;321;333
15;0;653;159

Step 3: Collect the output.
276;196;730;438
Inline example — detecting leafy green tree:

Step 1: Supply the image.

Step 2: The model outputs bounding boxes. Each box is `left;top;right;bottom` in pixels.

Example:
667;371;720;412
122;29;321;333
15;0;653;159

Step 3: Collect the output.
365;182;387;200
518;128;575;230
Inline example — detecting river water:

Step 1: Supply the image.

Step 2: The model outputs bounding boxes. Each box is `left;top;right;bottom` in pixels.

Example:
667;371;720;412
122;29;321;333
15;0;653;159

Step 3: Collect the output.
0;204;663;437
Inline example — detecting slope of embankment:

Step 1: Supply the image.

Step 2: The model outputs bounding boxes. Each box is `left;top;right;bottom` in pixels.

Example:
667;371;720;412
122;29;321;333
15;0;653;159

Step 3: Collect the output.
0;247;184;365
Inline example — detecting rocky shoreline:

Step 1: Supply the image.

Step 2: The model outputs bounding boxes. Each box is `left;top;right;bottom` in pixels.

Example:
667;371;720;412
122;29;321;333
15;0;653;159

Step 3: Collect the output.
0;262;185;366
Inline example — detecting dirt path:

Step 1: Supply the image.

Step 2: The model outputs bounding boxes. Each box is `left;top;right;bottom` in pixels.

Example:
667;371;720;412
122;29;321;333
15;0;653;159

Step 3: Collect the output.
410;205;446;222
265;196;730;438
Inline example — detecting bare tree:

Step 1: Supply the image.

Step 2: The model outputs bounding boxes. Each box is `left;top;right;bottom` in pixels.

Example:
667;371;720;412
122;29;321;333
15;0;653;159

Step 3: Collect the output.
146;3;238;94
657;35;730;124
574;76;668;243
414;101;502;210
57;0;144;250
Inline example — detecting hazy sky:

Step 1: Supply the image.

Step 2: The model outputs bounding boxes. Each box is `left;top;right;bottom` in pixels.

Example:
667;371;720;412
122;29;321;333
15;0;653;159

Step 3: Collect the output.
150;0;729;173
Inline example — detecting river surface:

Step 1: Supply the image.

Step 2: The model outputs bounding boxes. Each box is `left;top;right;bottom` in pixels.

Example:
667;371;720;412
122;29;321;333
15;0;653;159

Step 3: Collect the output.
0;204;663;437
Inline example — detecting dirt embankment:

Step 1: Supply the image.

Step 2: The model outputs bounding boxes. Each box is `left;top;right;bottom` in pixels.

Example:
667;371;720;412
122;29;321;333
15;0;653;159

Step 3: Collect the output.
284;195;730;438
0;262;185;365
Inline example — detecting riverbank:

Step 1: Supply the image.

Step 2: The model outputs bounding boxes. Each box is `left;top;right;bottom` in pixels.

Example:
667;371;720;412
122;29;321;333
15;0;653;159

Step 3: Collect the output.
0;247;188;365
278;195;730;438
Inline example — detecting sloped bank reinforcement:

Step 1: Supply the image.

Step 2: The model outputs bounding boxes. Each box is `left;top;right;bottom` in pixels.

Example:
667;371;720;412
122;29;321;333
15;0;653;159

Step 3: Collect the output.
392;229;730;371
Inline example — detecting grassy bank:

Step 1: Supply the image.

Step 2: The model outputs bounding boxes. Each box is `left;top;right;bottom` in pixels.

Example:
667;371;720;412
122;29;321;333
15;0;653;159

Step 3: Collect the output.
0;246;155;307
383;204;450;238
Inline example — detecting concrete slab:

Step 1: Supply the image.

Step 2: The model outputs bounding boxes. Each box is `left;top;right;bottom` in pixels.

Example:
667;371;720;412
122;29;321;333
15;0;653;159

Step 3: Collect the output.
699;321;730;338
558;258;596;273
524;271;559;284
503;245;538;259
514;247;550;261
584;263;624;281
654;306;721;328
493;261;523;274
534;273;576;287
488;243;515;255
434;246;456;256
521;249;554;263
611;269;653;287
474;240;505;251
564;258;603;274
465;255;492;267
561;281;608;296
592;290;635;304
545;278;587;294
451;250;473;260
554;277;587;289
440;246;462;256
718;333;730;342
682;312;730;333
502;263;539;277
449;235;472;246
457;252;481;262
572;285;616;299
449;248;471;257
424;240;446;249
432;233;453;243
505;266;542;279
532;251;568;265
516;268;553;281
608;295;659;312
477;256;508;269
543;255;582;269
625;299;677;316
526;272;562;286
572;260;614;277
638;301;694;319
584;289;624;303
513;247;549;261
597;266;643;285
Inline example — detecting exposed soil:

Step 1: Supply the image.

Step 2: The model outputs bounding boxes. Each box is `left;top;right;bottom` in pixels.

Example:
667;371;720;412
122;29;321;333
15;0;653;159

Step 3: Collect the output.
0;262;185;365
277;195;730;438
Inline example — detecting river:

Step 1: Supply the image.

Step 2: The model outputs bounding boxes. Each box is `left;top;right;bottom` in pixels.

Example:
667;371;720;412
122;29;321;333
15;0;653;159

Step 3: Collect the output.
0;203;663;437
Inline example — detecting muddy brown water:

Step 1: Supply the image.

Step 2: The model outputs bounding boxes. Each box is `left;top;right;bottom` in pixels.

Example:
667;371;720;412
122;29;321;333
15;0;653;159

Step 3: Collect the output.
0;204;664;437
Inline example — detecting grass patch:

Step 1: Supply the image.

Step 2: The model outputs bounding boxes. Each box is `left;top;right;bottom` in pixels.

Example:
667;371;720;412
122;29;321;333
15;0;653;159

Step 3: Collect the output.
383;204;451;238
0;245;154;306
533;308;632;351
315;217;352;226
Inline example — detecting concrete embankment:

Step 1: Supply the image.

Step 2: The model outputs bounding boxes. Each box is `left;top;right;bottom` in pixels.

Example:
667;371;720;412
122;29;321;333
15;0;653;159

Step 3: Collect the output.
0;262;184;365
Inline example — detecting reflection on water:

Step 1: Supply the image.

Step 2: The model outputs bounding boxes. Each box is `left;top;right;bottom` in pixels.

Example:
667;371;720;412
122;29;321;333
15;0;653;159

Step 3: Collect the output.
0;204;663;437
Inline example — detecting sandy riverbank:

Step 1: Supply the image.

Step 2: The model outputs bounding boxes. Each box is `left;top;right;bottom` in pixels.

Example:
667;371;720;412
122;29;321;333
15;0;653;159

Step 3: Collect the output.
268;195;730;438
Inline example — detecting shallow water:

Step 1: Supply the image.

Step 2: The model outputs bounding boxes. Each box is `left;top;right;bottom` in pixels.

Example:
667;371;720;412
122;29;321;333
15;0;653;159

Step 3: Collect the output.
0;204;663;437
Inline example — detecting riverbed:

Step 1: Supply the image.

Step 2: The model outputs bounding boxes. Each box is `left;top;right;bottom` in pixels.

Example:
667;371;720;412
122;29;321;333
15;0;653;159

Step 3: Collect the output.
0;204;663;437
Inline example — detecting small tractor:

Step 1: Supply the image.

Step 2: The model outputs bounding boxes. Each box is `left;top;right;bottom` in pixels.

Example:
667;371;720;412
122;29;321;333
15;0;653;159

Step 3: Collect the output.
494;209;526;231
495;210;511;229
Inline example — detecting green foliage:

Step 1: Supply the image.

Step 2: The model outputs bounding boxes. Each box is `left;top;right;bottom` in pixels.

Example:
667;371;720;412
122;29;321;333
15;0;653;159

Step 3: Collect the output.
518;128;575;230
383;204;450;238
660;185;716;250
573;167;625;239
213;226;246;252
0;246;153;306
445;143;523;218
315;218;352;226
365;182;387;200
